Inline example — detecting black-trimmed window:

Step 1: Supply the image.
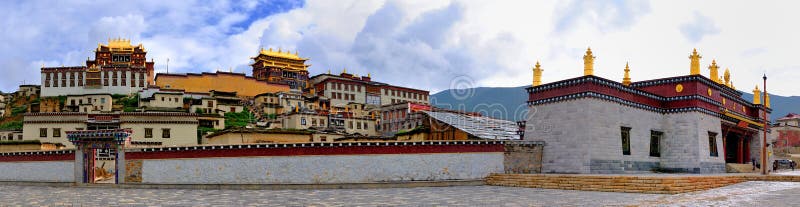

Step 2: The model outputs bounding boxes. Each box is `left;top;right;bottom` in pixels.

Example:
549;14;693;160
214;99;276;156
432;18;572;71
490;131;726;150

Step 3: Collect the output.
145;128;153;138
162;128;171;138
39;128;47;138
621;127;631;155
650;131;663;157
53;128;61;138
709;132;719;157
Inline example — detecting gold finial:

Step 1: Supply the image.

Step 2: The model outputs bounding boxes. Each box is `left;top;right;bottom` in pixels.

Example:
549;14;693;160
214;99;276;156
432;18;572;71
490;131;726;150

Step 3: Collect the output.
723;68;731;87
295;50;298;55
328;69;331;74
269;47;273;52
765;93;771;108
532;61;543;86
689;48;702;75
753;85;762;105
342;68;347;74
367;73;371;78
622;62;631;86
583;47;595;76
708;59;720;83
278;48;282;53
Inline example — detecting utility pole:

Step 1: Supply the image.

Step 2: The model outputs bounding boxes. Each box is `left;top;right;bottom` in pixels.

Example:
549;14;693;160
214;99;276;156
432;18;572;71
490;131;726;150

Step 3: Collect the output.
762;74;768;175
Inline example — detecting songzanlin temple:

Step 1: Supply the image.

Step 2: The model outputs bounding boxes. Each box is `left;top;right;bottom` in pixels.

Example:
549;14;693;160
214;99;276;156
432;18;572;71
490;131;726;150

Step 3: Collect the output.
525;48;772;174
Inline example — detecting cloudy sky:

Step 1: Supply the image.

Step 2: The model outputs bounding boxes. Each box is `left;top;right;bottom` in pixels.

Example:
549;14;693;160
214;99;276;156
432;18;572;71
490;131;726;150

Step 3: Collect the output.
1;0;798;96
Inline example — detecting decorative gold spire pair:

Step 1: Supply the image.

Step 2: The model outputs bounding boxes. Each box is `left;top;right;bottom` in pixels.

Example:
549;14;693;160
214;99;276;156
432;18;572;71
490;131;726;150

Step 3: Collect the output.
692;49;737;89
531;47;627;86
752;85;771;107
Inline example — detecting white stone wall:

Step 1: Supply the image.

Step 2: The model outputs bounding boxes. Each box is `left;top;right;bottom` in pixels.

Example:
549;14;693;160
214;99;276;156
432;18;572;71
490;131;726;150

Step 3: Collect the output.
121;122;197;147
527;98;726;173
0;161;73;182
138;152;503;184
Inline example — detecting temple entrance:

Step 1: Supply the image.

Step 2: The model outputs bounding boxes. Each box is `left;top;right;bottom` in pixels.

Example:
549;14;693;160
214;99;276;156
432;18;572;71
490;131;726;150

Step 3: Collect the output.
67;129;131;184
725;134;749;163
722;126;753;164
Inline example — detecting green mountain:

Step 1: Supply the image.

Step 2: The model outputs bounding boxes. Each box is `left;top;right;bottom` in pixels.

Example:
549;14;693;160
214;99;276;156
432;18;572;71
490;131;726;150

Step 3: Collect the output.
432;86;797;121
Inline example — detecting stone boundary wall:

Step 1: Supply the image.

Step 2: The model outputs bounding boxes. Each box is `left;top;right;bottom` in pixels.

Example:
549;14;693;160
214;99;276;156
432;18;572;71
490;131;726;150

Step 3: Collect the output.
486;173;800;194
0;150;75;182
125;141;507;184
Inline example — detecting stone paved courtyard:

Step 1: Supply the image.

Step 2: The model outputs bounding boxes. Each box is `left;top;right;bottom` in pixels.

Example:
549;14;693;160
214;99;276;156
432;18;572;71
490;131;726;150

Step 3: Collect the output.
1;180;800;206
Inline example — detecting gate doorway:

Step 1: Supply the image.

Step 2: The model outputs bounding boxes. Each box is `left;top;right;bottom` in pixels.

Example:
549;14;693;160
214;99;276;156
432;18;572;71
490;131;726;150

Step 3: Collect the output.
66;129;131;184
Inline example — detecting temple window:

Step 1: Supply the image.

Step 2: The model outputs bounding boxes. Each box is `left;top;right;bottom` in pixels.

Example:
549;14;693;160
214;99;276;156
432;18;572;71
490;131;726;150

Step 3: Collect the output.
708;132;719;157
112;71;118;86
620;127;631;155
39;128;47;138
650;131;662;157
44;73;51;87
145;128;153;138
69;72;75;87
53;128;61;138
162;128;171;138
121;71;127;86
78;72;83;86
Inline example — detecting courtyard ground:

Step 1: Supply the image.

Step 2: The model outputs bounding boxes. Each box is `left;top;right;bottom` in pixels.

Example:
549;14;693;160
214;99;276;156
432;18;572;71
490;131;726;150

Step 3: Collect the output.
1;180;799;206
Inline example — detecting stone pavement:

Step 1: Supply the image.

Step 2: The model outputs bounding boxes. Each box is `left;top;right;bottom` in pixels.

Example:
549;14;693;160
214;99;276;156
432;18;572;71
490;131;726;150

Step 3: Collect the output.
0;181;798;206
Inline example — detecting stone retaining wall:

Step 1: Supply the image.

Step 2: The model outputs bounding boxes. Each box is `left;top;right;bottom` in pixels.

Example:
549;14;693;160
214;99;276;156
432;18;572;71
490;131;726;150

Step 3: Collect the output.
487;173;800;194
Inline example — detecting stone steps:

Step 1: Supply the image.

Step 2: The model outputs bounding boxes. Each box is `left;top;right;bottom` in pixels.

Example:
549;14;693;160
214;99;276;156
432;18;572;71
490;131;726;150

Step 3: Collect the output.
726;163;757;173
486;173;800;194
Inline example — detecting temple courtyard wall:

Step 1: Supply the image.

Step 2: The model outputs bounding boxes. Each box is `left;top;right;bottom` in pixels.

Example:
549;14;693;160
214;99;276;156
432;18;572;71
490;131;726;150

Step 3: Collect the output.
0;141;543;185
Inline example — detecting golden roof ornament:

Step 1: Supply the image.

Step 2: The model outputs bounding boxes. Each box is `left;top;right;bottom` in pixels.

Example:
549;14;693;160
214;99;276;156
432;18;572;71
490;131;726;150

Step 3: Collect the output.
532;61;543;86
708;59;720;83
583;47;595;76
622;62;631;86
752;85;762;105
689;48;702;75
723;68;731;87
765;93;771;108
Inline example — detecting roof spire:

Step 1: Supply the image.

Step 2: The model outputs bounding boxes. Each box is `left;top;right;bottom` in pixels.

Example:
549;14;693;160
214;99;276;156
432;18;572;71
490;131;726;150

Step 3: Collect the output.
753;85;762;105
709;59;720;83
622;62;631;86
583;47;595;76
532;61;543;86
723;68;731;87
690;48;702;75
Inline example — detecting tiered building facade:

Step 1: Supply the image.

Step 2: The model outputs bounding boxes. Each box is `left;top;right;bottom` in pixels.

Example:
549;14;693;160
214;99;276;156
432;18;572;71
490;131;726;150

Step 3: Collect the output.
41;39;154;97
251;48;310;90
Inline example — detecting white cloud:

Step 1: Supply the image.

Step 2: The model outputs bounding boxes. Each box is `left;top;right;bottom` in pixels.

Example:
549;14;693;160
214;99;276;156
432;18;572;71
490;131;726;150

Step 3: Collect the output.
680;12;721;43
1;0;799;97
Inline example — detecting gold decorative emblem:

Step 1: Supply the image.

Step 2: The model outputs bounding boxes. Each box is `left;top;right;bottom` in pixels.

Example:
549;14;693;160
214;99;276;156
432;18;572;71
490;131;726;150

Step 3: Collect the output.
707;88;712;96
742;106;746;113
675;84;684;93
722;98;726;105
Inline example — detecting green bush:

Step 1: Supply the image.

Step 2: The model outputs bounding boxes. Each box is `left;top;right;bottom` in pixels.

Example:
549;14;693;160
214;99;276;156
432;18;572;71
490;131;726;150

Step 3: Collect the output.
11;106;27;116
0;121;23;130
224;111;254;129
